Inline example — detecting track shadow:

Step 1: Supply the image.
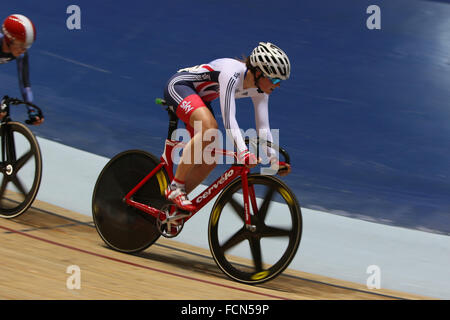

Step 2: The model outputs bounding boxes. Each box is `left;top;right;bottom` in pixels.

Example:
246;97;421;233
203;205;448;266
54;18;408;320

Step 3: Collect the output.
135;245;400;299
136;248;229;281
5;207;94;233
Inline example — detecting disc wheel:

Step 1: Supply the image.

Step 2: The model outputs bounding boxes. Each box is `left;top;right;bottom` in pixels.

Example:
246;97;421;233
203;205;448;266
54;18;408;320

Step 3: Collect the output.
208;174;302;284
92;150;169;253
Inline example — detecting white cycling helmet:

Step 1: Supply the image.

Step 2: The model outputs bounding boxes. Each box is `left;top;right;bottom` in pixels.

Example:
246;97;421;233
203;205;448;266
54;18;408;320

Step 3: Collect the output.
249;42;291;80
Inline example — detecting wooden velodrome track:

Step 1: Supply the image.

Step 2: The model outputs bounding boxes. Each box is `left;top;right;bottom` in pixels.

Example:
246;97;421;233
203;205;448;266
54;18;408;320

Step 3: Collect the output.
0;191;430;300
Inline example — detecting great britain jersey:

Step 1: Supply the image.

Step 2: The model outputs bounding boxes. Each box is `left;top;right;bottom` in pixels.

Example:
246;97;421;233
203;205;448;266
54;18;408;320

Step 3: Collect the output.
0;33;33;103
167;58;275;157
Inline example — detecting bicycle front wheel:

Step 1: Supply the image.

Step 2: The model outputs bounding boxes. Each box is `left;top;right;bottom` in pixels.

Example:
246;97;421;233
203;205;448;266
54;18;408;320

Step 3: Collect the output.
92;150;169;253
0;121;42;218
208;174;302;284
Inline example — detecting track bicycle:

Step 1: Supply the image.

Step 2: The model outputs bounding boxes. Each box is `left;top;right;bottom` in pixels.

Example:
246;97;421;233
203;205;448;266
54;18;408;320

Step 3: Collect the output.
0;96;43;218
92;98;302;284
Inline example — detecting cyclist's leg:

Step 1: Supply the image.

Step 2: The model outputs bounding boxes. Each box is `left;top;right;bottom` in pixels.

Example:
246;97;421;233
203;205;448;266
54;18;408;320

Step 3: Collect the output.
184;163;216;194
163;78;218;209
174;101;218;188
174;100;218;194
183;100;218;194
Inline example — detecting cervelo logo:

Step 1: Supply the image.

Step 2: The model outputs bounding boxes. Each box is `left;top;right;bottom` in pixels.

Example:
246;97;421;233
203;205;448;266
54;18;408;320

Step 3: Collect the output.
196;169;234;203
180;100;193;114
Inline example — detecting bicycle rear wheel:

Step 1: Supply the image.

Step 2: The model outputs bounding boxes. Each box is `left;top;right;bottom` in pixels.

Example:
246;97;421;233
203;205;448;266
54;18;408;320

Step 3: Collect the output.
0;122;42;218
92;150;169;253
208;174;302;284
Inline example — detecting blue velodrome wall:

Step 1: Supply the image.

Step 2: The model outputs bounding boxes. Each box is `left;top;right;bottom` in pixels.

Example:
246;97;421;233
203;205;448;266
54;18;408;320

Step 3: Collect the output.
1;0;449;234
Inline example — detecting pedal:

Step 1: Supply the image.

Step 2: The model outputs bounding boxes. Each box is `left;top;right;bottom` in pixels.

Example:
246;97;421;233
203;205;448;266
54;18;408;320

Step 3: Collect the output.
167;209;191;222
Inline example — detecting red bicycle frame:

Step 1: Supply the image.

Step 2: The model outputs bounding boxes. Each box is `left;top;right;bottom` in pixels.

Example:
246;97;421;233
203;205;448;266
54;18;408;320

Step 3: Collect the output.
124;139;255;227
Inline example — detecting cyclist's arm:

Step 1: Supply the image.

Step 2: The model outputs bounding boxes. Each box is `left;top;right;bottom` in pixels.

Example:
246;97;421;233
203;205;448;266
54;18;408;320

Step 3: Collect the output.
16;52;34;103
251;94;290;175
218;71;248;155
16;52;43;125
251;94;276;159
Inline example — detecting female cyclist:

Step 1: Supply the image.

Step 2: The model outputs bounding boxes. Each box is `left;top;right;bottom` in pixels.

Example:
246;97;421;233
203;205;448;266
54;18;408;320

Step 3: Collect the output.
163;42;292;211
0;14;43;125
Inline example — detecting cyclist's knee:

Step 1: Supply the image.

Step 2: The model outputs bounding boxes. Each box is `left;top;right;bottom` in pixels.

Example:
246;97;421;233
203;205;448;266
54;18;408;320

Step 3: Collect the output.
202;119;218;136
194;119;217;134
190;108;217;131
192;118;219;144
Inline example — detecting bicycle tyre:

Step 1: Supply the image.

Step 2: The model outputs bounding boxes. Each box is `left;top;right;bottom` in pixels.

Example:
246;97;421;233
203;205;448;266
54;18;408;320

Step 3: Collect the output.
0;121;42;218
92;150;169;253
208;174;302;284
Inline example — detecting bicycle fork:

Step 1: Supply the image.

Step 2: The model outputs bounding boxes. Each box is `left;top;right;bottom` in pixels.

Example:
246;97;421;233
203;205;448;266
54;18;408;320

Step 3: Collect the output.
241;167;258;232
0;124;16;176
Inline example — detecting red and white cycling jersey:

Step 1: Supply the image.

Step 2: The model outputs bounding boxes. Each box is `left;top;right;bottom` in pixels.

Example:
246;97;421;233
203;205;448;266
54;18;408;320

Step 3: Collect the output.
166;58;275;157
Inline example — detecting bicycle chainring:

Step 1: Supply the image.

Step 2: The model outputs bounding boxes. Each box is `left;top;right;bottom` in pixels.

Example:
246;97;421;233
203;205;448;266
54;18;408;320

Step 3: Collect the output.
156;204;187;238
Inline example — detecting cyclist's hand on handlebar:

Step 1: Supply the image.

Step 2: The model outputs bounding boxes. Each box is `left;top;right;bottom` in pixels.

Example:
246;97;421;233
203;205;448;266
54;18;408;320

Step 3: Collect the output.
277;161;291;176
270;157;291;176
26;109;44;126
238;150;261;168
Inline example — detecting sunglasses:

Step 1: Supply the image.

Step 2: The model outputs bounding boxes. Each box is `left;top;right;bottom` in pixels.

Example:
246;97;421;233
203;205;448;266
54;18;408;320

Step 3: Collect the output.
268;77;281;85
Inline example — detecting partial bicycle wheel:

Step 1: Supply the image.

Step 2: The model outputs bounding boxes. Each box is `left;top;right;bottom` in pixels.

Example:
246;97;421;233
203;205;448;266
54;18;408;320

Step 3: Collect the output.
92;150;169;253
208;174;302;284
0;121;42;218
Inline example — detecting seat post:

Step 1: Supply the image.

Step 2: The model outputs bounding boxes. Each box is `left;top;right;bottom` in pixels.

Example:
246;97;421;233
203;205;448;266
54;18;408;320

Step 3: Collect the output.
155;98;179;140
167;107;178;140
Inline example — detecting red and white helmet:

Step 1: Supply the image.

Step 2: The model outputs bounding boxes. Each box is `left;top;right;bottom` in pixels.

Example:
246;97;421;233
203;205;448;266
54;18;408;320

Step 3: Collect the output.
2;14;36;49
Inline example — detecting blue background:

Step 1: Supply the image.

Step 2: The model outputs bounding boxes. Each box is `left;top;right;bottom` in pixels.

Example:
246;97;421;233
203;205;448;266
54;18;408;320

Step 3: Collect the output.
1;0;449;234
